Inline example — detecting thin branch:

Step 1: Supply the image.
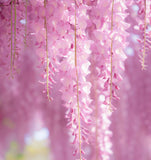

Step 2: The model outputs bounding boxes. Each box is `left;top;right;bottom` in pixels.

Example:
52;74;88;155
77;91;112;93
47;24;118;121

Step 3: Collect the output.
10;0;13;77
74;1;82;159
109;0;114;112
142;0;147;70
44;0;50;100
13;0;17;64
24;0;28;47
94;83;99;160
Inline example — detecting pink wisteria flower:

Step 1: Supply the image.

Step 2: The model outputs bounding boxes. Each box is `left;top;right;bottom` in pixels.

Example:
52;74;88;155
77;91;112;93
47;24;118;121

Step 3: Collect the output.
0;0;150;160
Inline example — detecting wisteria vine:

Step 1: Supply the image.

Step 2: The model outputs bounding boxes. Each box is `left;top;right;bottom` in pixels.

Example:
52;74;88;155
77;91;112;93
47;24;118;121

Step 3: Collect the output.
0;0;150;160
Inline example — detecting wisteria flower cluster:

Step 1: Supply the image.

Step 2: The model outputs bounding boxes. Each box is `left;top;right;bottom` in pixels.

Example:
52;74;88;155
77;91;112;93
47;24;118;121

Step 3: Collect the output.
0;0;151;160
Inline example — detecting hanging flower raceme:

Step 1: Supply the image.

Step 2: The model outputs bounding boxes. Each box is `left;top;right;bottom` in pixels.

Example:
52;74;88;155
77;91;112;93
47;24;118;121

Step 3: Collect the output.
57;1;92;159
134;0;151;70
86;0;131;159
27;0;60;100
0;0;25;77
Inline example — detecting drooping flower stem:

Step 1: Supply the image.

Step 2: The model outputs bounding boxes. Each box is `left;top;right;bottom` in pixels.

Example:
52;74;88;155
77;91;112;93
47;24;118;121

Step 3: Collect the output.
94;83;99;160
44;0;50;100
142;0;146;70
24;0;28;47
74;1;82;160
109;0;114;111
10;0;13;76
13;0;17;63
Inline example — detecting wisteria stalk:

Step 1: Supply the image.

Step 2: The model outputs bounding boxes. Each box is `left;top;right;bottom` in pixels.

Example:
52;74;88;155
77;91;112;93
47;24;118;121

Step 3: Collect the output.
13;0;17;63
24;0;27;47
74;1;82;160
10;0;13;76
142;0;146;70
44;0;50;100
109;0;114;111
